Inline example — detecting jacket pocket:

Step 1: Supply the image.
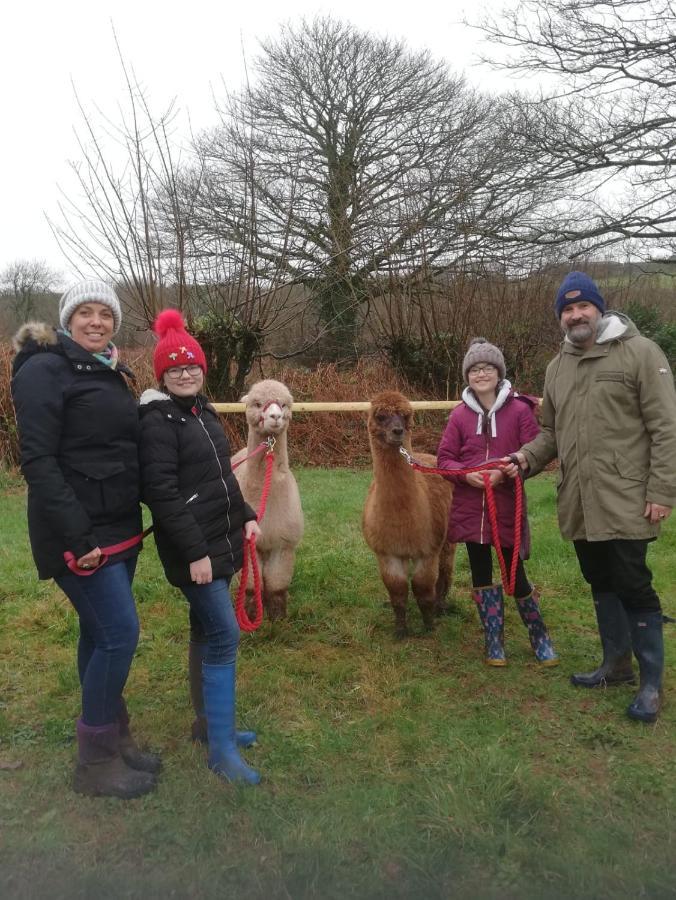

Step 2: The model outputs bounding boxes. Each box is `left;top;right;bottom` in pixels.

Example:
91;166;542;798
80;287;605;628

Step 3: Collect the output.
613;451;647;483
595;371;625;383
68;460;126;480
65;459;139;518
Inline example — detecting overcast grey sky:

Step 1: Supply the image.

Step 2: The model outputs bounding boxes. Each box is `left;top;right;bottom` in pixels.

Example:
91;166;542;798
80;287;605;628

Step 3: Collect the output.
1;0;510;285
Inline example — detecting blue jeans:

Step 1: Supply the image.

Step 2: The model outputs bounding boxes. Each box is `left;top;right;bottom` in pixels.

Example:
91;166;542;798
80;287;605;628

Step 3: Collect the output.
181;578;240;666
55;557;140;726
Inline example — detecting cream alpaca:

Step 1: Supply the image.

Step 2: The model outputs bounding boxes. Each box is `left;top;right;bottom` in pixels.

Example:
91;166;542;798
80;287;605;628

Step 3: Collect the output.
232;380;304;620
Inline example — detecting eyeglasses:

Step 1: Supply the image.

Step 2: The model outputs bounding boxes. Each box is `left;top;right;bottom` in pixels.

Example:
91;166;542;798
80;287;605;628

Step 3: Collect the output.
165;365;203;380
468;365;498;376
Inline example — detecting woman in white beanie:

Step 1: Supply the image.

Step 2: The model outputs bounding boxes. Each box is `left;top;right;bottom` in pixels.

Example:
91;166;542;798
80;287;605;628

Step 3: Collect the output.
11;279;159;799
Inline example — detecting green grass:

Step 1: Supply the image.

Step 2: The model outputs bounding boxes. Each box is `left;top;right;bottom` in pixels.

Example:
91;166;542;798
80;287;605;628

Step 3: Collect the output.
1;469;675;899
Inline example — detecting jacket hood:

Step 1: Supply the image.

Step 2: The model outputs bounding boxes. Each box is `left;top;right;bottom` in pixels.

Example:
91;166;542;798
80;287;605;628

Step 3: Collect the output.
139;388;171;406
596;311;637;343
563;311;637;349
12;321;57;352
12;321;134;380
138;389;209;421
461;379;513;437
12;322;61;376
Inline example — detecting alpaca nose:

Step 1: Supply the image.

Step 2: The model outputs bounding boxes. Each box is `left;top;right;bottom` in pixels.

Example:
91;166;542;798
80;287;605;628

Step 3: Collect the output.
392;426;404;437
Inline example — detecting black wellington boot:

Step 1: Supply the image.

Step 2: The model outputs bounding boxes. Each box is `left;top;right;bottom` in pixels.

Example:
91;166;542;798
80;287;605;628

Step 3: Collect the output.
626;611;664;723
571;591;636;687
188;640;209;744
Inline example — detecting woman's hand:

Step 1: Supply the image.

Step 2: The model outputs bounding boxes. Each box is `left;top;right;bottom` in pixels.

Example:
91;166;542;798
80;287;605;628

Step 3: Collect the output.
244;520;262;541
76;547;102;570
465;470;504;490
190;556;213;585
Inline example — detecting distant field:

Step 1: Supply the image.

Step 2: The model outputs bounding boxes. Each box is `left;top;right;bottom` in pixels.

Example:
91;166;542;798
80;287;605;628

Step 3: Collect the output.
0;469;674;899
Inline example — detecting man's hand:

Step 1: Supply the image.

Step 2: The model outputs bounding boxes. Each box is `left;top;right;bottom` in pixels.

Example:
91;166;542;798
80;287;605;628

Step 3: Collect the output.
244;520;262;541
644;502;672;525
501;453;527;479
190;556;213;585
466;470;504;490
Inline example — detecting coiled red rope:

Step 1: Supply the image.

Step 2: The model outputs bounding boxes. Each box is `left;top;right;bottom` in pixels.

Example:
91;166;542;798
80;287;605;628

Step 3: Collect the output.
234;445;275;632
400;449;524;596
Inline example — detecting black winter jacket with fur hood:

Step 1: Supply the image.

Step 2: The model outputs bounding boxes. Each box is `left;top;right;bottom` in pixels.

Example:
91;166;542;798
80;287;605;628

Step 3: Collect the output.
11;323;143;579
138;389;256;586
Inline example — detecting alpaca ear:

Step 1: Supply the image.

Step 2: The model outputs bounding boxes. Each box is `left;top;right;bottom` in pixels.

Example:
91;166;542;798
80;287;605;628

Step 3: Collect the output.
240;392;249;403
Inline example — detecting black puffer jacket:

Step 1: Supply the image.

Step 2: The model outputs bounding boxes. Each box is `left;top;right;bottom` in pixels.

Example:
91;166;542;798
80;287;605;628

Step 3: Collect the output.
138;390;256;587
11;323;143;579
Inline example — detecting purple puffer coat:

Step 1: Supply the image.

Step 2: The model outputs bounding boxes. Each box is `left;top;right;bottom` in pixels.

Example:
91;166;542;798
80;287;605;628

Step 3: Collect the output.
437;383;540;556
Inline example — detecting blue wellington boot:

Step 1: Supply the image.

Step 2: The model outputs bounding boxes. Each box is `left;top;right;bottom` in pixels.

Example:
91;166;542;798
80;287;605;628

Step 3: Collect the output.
189;642;256;747
202;662;261;785
515;589;559;667
626;610;663;724
472;585;507;666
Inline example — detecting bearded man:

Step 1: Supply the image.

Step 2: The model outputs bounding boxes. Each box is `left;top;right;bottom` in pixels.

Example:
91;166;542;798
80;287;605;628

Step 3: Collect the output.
505;271;676;723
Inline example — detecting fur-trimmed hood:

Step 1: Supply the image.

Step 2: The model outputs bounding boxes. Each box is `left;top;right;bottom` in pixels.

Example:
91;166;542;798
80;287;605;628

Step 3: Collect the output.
12;322;63;378
139;388;171;406
12;321;57;353
12;321;134;380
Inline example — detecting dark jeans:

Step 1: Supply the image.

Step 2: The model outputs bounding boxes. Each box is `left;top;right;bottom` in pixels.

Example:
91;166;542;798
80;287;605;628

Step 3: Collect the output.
181;578;240;666
55;557;140;727
465;542;532;599
573;539;662;613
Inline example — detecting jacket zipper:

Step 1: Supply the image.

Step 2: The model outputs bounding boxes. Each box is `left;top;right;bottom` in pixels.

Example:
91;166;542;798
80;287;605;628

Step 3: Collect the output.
479;435;490;543
194;409;233;559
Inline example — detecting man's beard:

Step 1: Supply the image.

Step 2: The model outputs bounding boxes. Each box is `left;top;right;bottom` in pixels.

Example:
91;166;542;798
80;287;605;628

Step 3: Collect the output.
565;322;596;345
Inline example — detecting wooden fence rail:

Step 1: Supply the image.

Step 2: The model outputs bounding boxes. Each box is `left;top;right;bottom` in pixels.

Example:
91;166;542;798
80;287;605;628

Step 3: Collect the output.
213;400;463;414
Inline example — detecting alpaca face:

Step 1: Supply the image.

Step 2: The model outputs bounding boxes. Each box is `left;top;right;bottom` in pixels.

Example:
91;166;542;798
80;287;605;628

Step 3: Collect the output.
368;392;413;448
241;379;293;436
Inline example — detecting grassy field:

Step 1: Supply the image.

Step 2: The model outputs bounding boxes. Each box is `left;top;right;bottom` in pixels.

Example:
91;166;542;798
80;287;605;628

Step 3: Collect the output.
0;468;674;900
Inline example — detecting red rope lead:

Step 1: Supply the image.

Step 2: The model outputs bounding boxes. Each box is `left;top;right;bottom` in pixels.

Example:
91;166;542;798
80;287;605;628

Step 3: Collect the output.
401;449;524;596
481;471;523;597
231;441;268;471
235;448;275;632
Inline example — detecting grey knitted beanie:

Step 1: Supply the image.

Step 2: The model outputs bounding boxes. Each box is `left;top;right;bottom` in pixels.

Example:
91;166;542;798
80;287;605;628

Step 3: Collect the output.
462;337;506;381
59;280;122;334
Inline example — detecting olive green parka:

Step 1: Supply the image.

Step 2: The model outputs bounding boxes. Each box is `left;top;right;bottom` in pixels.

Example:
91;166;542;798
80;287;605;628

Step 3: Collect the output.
521;312;676;541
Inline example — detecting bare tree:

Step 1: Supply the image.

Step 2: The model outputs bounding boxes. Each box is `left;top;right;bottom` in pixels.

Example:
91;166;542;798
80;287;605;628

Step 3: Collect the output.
476;0;676;255
189;17;549;360
0;259;60;322
49;33;188;332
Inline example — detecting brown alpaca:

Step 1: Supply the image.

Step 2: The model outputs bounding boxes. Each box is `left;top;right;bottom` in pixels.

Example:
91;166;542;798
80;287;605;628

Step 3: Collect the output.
362;391;455;638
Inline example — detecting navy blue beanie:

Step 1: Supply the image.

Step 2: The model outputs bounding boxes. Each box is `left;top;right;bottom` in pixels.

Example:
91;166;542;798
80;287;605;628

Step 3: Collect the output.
555;271;605;318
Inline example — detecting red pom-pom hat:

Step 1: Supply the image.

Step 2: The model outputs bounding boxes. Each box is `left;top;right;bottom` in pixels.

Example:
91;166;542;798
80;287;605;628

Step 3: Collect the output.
152;309;207;380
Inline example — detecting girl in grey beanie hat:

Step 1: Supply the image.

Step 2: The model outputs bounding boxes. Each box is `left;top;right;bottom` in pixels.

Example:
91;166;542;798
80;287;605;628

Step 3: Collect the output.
462;337;506;382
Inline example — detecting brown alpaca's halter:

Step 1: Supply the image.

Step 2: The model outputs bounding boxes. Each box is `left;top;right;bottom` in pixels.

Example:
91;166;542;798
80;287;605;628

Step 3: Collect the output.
234;436;276;632
399;448;524;597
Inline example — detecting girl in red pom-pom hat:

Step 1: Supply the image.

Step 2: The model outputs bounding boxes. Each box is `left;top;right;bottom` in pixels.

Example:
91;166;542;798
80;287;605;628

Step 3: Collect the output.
139;309;262;785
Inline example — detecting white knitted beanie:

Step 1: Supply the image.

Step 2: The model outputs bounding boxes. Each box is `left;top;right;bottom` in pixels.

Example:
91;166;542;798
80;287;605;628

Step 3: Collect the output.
59;280;122;334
